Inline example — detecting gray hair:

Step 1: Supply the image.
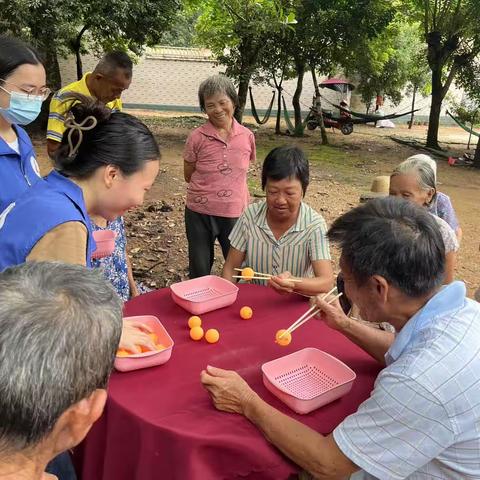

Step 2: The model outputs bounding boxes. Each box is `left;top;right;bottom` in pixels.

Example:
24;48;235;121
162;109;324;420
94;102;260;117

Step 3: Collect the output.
391;156;437;202
0;262;123;454
198;74;239;111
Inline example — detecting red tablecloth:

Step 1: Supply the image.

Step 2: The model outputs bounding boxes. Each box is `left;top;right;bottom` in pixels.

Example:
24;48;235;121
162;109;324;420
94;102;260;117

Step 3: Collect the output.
75;284;382;480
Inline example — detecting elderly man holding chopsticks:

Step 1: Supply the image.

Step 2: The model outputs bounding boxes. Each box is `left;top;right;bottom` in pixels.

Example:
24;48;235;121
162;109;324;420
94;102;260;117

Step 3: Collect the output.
202;197;480;480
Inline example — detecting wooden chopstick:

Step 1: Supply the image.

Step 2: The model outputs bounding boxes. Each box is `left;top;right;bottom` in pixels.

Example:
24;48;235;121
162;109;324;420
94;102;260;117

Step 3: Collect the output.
278;288;340;339
231;275;302;282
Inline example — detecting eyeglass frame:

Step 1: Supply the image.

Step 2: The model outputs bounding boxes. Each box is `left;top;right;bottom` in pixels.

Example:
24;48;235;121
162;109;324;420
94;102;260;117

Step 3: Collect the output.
0;78;51;101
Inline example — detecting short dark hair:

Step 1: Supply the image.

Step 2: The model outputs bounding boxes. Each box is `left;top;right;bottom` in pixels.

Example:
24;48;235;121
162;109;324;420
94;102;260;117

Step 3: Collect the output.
0;36;43;84
328;196;445;297
261;146;310;195
0;262;122;454
94;51;133;78
54;93;160;178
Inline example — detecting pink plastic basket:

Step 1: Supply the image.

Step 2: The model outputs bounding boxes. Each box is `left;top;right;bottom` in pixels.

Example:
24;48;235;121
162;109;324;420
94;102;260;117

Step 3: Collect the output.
170;275;239;314
91;230;117;259
261;348;356;414
114;315;174;372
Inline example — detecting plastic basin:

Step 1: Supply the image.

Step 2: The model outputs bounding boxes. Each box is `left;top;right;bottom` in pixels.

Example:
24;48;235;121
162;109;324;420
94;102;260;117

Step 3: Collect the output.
261;348;356;414
91;230;117;259
114;315;174;372
170;275;239;314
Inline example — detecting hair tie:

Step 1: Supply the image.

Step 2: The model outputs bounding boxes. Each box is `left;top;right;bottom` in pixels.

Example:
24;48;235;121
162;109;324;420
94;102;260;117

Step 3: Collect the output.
64;115;98;158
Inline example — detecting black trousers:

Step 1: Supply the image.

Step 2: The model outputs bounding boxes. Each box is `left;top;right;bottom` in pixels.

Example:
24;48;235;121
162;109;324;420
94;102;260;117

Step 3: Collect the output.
185;207;238;278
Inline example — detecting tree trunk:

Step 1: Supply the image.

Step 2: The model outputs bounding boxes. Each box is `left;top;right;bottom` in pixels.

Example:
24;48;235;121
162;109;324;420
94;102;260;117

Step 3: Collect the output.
235;75;251;124
474;135;480;168
311;68;328;145
73;25;89;80
292;60;305;137
409;86;417;129
426;64;444;148
272;74;283;135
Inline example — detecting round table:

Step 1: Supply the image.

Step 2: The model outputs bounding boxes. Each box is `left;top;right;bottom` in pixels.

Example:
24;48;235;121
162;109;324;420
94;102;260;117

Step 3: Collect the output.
75;284;382;479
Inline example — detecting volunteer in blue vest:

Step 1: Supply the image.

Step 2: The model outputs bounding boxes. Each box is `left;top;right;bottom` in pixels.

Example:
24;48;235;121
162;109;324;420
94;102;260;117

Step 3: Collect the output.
0;93;160;353
0;35;49;211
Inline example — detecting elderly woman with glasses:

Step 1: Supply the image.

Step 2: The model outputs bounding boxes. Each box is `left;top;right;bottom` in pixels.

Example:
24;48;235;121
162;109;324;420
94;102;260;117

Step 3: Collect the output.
0;35;50;211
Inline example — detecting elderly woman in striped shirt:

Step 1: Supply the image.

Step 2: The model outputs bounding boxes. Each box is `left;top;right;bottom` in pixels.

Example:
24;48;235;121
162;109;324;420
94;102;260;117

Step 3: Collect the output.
222;146;334;296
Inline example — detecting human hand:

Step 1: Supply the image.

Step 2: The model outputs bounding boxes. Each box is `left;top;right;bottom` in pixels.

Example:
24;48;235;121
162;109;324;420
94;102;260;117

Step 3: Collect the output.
313;294;351;332
119;321;154;353
268;271;296;295
200;365;257;415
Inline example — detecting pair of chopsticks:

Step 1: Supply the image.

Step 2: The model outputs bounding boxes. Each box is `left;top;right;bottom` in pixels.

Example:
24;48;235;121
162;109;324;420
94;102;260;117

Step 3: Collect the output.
278;287;343;339
232;268;302;283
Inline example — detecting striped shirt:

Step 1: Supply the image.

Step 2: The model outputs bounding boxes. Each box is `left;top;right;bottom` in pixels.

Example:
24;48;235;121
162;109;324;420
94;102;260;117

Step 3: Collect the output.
228;201;330;283
334;281;480;479
47;72;122;142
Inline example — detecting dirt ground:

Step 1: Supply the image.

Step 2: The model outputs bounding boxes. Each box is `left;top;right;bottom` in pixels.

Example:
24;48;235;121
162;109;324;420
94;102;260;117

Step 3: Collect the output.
33;113;480;298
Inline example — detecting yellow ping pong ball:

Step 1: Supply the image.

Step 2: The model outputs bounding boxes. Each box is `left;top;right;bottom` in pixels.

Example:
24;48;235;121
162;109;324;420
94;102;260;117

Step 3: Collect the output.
240;306;253;320
190;326;204;341
275;329;292;346
205;329;220;344
242;267;255;280
188;315;202;329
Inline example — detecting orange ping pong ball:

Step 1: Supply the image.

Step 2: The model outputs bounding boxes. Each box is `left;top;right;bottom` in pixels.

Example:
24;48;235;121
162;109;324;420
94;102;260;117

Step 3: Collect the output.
240;306;253;320
188;315;202;329
275;329;292;346
242;267;255;280
205;328;220;344
190;326;204;341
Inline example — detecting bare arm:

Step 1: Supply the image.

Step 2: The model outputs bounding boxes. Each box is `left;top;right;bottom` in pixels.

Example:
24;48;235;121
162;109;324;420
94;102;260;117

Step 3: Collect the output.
314;296;394;366
184;160;196;183
201;366;359;480
222;247;246;282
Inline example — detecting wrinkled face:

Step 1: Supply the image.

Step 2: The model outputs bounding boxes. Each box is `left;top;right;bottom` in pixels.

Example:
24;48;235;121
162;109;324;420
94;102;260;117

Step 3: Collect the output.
203;92;235;128
265;176;303;222
0;63;47;109
94;69;131;104
339;256;382;324
97;160;159;221
389;173;434;207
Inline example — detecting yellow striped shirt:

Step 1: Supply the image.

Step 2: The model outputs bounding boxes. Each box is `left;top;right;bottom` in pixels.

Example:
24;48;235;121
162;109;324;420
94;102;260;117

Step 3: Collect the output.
229;200;331;283
47;72;122;142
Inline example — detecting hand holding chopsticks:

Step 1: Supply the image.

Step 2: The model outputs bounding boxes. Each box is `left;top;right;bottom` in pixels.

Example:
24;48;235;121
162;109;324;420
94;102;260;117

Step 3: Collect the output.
278;287;343;339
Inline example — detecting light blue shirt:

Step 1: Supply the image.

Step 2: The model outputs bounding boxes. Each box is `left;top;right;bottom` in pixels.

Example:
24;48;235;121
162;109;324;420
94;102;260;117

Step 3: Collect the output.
334;281;480;479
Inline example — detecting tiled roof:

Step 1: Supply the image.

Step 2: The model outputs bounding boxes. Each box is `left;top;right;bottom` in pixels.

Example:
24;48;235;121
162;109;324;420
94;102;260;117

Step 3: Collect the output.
145;46;213;61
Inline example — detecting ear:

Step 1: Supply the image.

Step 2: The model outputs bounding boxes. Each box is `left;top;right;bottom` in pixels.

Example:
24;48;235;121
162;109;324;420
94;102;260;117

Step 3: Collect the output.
103;164;121;188
49;389;107;455
425;187;435;205
370;275;389;305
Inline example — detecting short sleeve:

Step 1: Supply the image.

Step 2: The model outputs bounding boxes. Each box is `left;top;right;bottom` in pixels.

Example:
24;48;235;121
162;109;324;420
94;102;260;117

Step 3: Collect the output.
27;221;88;266
228;213;248;252
436;194;459;231
333;371;455;480
309;220;331;261
435;216;459;253
46;94;67;142
183;131;199;164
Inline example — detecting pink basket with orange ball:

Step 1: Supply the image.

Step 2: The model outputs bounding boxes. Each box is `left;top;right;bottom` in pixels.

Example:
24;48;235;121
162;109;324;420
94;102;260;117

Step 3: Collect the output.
261;348;356;414
114;315;174;372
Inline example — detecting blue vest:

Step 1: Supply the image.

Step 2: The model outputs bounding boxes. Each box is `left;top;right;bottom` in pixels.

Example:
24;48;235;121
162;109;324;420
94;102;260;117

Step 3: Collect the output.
0;170;96;270
0;125;42;211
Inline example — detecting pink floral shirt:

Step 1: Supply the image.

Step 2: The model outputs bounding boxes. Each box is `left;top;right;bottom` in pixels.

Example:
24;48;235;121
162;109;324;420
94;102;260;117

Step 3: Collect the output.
183;119;256;218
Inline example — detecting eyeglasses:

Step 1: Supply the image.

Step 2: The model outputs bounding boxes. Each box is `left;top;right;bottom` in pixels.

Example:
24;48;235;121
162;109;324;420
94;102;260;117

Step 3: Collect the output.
0;79;51;101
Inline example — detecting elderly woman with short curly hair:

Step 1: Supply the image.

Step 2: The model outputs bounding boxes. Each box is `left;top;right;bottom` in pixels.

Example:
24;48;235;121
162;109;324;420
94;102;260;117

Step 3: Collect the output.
183;74;256;278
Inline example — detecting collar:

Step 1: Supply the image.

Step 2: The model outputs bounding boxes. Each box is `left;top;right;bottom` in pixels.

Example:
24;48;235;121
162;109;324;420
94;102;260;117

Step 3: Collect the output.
255;202;308;238
77;72;93;96
385;281;466;365
198;118;242;141
0;125;32;156
45;170;88;217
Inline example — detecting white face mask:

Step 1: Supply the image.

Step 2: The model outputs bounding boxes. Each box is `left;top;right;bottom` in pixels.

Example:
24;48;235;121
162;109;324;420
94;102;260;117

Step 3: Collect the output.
0;87;43;125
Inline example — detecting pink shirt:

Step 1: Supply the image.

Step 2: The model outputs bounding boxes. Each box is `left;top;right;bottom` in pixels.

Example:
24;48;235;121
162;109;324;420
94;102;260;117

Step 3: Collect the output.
184;119;256;218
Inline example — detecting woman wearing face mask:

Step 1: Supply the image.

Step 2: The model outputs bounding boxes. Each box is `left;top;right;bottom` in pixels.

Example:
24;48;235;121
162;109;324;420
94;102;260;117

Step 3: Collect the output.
0;94;160;352
0;35;49;211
